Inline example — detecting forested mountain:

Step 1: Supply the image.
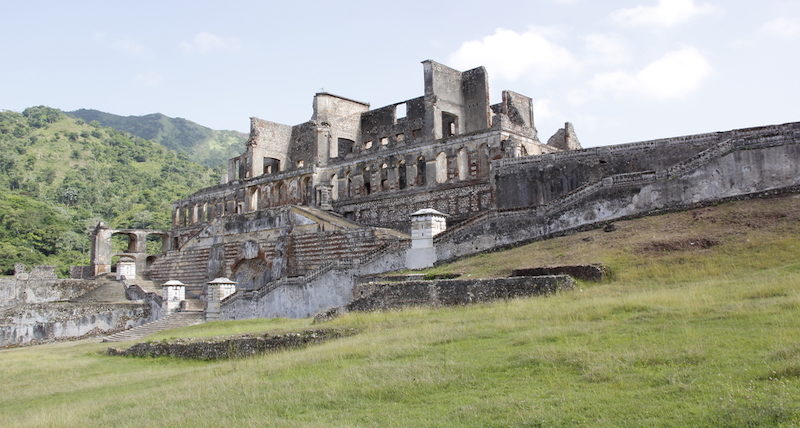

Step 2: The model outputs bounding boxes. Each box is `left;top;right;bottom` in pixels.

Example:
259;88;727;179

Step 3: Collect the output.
67;109;247;167
0;106;218;275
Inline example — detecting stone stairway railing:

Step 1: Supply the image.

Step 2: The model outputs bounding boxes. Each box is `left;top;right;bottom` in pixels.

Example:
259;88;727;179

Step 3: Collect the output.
435;136;744;242
222;239;409;306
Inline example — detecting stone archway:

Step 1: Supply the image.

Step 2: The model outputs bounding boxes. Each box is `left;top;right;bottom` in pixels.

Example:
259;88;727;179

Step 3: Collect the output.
89;222;170;276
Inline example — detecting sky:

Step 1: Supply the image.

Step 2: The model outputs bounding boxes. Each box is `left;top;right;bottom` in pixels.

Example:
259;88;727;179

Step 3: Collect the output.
1;0;799;147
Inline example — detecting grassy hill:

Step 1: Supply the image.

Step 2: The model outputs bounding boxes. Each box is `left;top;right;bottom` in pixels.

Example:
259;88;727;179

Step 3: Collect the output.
67;109;247;168
0;106;217;274
0;196;798;426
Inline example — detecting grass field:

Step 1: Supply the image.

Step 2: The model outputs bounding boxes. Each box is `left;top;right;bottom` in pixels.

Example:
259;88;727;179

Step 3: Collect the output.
1;196;799;427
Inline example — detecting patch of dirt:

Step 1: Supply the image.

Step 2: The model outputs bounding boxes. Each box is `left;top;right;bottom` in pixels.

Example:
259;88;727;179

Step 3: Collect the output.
639;237;720;253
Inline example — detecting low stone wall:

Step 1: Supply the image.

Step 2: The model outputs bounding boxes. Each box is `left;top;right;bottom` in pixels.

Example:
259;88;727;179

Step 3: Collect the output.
0;302;151;347
108;328;355;360
220;246;407;319
0;277;101;307
346;275;575;312
511;264;608;282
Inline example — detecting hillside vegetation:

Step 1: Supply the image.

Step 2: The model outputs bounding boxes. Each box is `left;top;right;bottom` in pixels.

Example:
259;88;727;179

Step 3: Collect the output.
0;106;217;274
0;196;798;427
68;109;247;167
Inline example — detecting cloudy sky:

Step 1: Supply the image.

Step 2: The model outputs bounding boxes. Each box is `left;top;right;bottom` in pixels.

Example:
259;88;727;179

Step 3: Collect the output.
2;0;798;147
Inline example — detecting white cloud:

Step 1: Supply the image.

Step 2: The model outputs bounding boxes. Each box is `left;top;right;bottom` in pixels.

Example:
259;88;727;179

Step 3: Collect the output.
584;33;630;66
590;47;712;99
761;17;800;39
179;32;237;53
135;72;163;88
447;27;577;82
612;0;715;28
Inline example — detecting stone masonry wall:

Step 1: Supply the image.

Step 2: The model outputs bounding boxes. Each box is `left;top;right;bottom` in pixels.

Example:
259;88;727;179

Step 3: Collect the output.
436;123;800;262
346;276;575;312
0;302;151;347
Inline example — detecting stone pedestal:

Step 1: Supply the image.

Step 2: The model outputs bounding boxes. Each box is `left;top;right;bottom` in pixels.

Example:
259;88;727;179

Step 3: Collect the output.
116;259;136;281
205;277;237;321
162;280;186;313
405;209;448;269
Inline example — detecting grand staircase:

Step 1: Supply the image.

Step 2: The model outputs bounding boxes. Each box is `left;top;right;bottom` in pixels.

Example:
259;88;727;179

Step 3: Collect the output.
101;311;205;342
69;276;128;303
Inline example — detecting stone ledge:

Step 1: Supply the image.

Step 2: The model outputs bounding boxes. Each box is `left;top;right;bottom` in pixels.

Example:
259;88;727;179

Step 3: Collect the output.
107;328;356;360
346;275;575;312
511;264;608;282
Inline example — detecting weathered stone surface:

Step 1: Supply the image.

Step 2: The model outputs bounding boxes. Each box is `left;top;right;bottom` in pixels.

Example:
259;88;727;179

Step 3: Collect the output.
0;302;150;347
547;122;582;150
511;264;608;282
346;276;575;312
107;328;355;360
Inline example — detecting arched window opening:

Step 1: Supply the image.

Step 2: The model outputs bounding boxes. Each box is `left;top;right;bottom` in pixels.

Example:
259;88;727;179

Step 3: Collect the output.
247;186;259;212
416;156;426;186
331;174;339;201
435;152;448;184
380;163;389;191
398;161;407;189
478;143;490;178
363;167;371;195
302;177;312;205
456;148;468;181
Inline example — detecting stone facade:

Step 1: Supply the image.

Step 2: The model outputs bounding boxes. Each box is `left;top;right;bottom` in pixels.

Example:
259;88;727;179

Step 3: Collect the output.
69;60;800;325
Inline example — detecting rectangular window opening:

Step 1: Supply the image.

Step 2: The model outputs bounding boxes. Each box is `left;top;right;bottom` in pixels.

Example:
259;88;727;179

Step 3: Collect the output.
395;103;407;122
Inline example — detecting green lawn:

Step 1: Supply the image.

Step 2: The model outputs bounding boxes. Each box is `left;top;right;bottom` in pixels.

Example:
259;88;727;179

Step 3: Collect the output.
1;196;799;427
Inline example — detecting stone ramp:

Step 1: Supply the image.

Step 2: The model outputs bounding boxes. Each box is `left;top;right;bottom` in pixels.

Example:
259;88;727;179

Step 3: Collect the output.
101;312;205;342
292;205;363;229
70;278;127;303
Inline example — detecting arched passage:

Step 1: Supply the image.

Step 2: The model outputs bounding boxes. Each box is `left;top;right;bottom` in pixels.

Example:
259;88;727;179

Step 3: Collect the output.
331;173;339;201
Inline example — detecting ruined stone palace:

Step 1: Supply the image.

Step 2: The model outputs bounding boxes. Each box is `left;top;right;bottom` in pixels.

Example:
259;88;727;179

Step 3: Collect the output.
3;60;799;345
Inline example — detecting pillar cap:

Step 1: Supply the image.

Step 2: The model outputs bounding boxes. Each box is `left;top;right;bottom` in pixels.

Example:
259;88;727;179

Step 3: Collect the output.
162;280;186;287
208;277;236;285
410;208;448;217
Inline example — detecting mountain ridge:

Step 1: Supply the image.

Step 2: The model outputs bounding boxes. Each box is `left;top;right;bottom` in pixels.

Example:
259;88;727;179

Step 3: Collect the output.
0;106;217;275
67;108;247;168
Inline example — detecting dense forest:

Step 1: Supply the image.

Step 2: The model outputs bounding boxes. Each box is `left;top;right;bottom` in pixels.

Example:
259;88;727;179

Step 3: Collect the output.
0;106;218;275
67;109;247;167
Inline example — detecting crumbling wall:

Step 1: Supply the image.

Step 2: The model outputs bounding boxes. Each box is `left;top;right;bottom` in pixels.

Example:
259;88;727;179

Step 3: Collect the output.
0;302;151;347
0;270;101;307
547;122;581;151
245;117;293;179
334;183;492;232
220;244;407;319
436;123;800;262
495;131;722;210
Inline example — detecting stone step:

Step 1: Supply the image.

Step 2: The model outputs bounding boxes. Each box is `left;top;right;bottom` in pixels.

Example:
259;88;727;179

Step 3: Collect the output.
71;280;128;303
101;312;205;342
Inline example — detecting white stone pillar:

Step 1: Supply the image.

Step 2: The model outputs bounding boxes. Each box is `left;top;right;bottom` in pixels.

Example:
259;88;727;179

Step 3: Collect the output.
117;259;136;280
162;280;186;313
405;209;448;269
206;277;237;321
